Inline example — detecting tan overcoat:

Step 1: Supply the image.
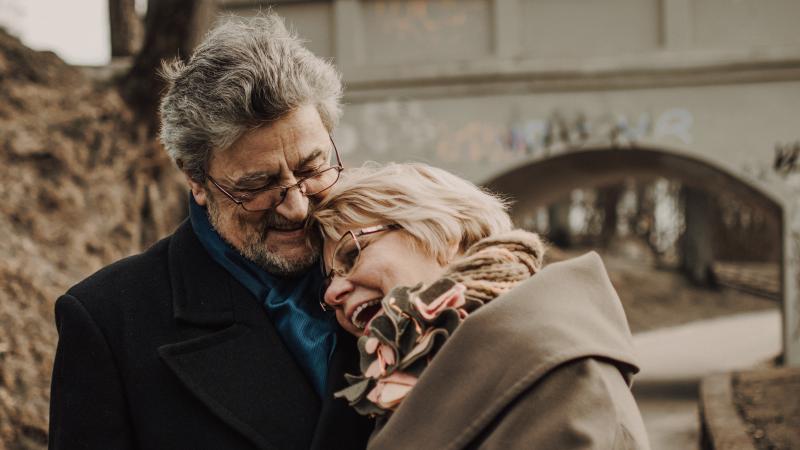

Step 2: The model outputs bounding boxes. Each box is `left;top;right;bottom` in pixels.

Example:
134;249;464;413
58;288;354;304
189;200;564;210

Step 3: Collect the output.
367;252;651;450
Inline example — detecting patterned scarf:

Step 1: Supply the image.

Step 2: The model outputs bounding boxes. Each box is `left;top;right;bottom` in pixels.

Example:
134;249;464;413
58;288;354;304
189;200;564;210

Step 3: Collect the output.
335;229;545;417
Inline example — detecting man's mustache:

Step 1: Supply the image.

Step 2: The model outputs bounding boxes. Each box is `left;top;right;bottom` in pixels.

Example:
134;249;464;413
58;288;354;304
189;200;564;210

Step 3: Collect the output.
258;210;306;233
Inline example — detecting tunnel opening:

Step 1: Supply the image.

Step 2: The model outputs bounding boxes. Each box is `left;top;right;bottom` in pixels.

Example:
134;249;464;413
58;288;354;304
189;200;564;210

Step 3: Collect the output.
485;147;783;333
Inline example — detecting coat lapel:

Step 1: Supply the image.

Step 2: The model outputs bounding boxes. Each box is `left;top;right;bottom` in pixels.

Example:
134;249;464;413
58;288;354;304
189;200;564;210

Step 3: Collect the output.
157;221;322;450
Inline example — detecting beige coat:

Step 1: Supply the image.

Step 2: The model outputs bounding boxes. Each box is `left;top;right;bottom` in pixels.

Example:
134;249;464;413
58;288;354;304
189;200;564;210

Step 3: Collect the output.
367;252;651;450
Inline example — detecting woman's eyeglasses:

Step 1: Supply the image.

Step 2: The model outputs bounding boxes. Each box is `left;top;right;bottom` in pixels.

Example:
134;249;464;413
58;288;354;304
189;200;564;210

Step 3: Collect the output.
318;224;401;311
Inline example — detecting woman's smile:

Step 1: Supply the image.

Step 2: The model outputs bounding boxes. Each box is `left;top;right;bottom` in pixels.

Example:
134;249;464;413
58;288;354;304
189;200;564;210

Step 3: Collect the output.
347;298;383;330
322;230;446;336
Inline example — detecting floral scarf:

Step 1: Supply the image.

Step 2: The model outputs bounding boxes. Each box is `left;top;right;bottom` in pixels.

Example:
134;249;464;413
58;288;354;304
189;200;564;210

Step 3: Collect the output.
334;229;545;418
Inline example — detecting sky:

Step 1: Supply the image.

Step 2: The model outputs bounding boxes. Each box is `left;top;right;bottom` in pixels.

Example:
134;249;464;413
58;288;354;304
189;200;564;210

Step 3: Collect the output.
0;0;137;66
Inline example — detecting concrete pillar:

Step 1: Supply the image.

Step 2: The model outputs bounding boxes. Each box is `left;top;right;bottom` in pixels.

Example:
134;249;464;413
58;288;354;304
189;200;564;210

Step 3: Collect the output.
682;186;715;285
784;203;800;366
333;0;364;69
599;184;623;246
493;0;520;59
548;201;572;248
660;0;692;50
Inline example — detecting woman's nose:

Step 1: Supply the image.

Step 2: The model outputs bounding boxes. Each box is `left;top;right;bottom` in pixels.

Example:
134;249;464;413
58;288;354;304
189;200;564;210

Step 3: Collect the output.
323;276;352;308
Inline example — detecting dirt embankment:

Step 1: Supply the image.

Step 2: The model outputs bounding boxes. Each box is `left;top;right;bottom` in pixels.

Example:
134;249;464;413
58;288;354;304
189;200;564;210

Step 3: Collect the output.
0;30;184;449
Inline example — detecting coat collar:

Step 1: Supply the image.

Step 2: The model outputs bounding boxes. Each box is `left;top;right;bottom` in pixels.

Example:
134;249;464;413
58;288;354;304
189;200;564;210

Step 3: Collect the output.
368;252;640;450
158;220;370;449
167;219;236;326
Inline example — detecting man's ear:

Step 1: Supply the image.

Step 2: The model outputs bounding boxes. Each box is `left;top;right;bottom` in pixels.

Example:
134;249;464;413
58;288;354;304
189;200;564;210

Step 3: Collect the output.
185;174;208;206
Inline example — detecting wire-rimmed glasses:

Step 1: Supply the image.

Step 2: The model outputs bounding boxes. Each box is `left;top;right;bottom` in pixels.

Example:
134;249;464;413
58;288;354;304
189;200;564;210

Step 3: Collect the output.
207;135;343;212
318;224;401;311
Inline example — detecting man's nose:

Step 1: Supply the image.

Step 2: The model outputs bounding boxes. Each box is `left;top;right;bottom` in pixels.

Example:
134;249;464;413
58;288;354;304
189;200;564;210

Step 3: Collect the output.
323;276;352;308
275;185;309;223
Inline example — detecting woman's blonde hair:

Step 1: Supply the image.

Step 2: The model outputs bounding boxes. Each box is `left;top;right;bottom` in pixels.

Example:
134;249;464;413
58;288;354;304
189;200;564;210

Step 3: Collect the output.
311;163;513;264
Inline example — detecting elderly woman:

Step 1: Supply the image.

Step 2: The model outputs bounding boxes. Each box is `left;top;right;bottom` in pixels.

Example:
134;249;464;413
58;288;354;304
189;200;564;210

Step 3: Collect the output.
311;163;650;449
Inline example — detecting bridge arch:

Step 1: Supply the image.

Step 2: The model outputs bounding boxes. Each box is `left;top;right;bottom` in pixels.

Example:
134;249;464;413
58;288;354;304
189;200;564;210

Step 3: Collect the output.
483;146;782;216
483;145;797;364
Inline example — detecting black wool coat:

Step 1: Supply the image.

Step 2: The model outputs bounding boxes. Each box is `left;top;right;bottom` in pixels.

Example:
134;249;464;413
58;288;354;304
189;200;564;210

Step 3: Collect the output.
48;220;372;450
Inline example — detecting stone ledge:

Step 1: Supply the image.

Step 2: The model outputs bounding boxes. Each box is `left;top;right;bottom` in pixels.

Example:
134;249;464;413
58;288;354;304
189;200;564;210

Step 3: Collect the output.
700;368;800;450
699;373;754;450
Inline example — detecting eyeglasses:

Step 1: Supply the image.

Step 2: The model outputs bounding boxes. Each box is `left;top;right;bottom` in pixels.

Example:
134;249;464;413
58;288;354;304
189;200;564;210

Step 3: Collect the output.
206;135;343;212
318;224;401;311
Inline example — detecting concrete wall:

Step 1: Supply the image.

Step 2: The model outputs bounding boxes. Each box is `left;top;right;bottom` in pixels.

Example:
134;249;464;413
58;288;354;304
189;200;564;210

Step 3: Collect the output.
217;0;800;365
334;81;800;184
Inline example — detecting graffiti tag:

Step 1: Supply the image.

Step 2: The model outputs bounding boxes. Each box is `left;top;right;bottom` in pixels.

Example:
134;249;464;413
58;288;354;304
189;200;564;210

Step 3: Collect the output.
340;104;694;166
513;108;693;152
774;142;800;175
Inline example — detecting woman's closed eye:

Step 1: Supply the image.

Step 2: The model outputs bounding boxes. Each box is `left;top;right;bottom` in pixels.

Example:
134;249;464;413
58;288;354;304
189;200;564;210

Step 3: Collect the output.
335;235;378;274
332;238;358;273
338;249;359;273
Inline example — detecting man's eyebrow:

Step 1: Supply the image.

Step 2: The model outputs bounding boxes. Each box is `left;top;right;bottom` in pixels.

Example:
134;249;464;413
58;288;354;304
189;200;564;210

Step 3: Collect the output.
298;148;326;168
231;172;273;187
228;146;329;186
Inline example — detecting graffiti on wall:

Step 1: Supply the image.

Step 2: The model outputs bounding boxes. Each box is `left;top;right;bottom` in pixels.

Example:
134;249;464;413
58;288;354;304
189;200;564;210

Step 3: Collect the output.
508;108;692;154
775;141;800;175
339;104;695;166
435;108;694;164
434;120;508;164
336;100;438;157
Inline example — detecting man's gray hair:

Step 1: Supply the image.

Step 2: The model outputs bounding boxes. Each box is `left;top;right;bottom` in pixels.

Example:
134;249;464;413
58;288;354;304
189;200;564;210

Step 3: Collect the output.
159;13;343;182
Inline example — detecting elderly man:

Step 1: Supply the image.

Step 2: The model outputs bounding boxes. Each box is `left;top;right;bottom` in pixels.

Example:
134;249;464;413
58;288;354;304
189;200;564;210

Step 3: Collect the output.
48;14;372;450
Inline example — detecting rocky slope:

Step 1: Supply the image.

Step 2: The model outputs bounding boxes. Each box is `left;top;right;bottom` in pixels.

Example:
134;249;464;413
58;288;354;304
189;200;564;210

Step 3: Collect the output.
0;29;184;449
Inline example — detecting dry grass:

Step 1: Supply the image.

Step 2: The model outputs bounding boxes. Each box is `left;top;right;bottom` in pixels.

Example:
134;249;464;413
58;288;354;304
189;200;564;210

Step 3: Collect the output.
0;30;184;449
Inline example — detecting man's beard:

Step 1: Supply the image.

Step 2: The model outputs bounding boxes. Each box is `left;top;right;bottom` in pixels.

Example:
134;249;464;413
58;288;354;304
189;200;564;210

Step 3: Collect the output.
207;198;321;276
